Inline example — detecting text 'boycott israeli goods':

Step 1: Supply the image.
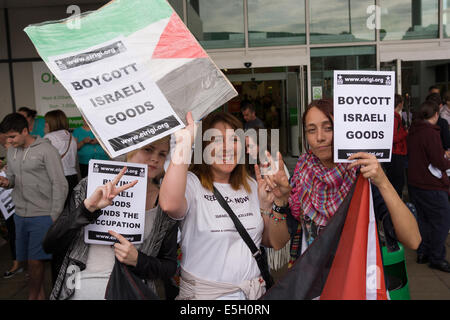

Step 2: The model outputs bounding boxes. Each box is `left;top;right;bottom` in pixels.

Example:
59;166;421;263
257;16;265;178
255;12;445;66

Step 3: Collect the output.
24;0;237;158
85;160;147;245
333;70;395;163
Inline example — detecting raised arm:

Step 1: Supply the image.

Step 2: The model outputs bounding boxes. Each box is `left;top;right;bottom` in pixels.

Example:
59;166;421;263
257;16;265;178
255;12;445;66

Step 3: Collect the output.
159;112;196;219
348;152;421;250
258;152;292;250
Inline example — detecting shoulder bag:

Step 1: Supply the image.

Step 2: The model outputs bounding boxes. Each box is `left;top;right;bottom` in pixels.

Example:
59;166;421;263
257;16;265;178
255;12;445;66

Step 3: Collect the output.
213;186;274;289
104;257;160;300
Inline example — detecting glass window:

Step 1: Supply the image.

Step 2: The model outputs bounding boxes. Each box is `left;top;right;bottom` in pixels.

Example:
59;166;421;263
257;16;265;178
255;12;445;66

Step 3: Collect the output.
310;0;375;44
310;46;376;98
247;0;306;47
380;0;438;40
168;0;184;19
187;0;245;49
444;0;450;38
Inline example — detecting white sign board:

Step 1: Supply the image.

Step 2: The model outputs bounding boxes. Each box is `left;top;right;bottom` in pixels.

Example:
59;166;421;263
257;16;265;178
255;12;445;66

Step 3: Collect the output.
333;70;395;163
47;37;184;158
84;159;147;245
0;173;14;220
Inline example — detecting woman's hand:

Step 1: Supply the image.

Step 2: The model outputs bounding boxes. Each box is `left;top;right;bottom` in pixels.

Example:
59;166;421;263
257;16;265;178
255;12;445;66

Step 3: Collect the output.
83;167;138;212
260;151;291;205
255;164;274;211
172;112;197;165
108;230;139;267
347;152;388;188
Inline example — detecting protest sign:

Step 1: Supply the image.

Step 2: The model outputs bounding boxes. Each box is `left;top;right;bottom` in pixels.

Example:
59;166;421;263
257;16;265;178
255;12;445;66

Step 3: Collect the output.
84;159;147;245
24;0;237;158
0;173;14;220
333;70;395;162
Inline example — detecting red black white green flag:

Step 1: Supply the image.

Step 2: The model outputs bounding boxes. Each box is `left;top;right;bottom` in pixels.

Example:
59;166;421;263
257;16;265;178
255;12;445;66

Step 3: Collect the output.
261;175;389;300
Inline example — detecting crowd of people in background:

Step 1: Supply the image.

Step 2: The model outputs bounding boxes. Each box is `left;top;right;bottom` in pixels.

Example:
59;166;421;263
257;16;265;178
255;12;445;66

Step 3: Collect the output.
0;83;448;300
0;109;112;298
384;85;450;272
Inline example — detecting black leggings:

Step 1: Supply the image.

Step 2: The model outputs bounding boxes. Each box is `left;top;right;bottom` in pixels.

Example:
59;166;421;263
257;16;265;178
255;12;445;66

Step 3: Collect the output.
5;216;16;261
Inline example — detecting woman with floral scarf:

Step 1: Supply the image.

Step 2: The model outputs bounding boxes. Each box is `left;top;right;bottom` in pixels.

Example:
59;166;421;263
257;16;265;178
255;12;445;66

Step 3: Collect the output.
259;99;421;267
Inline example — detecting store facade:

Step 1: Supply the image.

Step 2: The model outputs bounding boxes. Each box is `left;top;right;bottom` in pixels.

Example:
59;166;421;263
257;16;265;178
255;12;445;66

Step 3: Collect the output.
1;0;450;156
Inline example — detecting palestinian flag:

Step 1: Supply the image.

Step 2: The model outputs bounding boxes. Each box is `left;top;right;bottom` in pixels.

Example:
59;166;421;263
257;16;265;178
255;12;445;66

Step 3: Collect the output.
24;0;237;157
261;175;389;300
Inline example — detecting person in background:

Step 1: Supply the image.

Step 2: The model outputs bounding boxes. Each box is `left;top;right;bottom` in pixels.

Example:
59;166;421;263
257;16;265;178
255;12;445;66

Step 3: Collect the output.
0;113;68;299
383;94;408;199
440;92;450;133
17;107;45;138
44;110;79;203
0;132;23;279
425;93;450;151
43;136;178;300
241;101;265;131
43;109;79;285
72;119;109;178
407;101;450;273
428;85;440;95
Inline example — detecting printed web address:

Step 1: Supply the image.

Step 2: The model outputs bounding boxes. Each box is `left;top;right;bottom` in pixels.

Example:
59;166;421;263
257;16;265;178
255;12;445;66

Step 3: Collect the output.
120;122;170;145
345;77;384;84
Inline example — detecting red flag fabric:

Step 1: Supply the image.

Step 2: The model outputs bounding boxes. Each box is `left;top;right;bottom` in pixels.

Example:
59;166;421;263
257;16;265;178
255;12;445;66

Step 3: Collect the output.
152;12;208;59
321;175;387;300
261;174;388;300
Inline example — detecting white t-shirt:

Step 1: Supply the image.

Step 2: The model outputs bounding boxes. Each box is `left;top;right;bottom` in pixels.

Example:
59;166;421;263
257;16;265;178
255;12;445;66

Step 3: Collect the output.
179;172;263;300
44;130;78;176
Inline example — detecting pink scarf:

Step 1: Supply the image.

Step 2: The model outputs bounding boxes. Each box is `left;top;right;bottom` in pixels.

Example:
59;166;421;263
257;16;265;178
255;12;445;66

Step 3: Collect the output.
288;151;358;227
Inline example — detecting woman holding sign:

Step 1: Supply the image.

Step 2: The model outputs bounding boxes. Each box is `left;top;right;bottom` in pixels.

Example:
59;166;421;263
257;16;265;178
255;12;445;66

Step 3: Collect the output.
259;99;421;296
42;136;178;300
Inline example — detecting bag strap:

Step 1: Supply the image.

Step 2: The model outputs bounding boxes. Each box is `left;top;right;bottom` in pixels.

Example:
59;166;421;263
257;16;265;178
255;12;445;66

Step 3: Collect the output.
212;186;261;258
61;131;72;159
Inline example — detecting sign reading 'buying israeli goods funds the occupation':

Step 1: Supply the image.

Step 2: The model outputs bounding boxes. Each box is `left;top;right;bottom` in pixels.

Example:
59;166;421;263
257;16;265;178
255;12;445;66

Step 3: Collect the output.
47;37;184;158
85;159;147;245
333;70;395;163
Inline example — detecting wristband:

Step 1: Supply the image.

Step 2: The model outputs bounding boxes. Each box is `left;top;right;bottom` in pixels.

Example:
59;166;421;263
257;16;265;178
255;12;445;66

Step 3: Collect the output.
272;202;289;214
260;208;272;216
270;212;287;223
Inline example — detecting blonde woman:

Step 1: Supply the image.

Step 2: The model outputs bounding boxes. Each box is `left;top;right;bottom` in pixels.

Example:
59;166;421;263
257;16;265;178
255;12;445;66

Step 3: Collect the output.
43;136;178;300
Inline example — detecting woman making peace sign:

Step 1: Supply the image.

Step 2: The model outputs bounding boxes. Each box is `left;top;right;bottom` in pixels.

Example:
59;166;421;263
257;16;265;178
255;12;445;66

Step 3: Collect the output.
43;136;178;300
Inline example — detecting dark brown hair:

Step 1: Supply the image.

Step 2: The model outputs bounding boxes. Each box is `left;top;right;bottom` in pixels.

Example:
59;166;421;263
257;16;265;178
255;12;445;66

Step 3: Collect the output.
302;99;334;149
190;112;251;193
414;101;439;121
426;93;442;106
17;107;37;119
394;94;403;108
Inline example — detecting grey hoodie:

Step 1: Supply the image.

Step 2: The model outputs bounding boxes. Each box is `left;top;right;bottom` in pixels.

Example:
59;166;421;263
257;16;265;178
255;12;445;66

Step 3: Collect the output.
6;136;68;221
